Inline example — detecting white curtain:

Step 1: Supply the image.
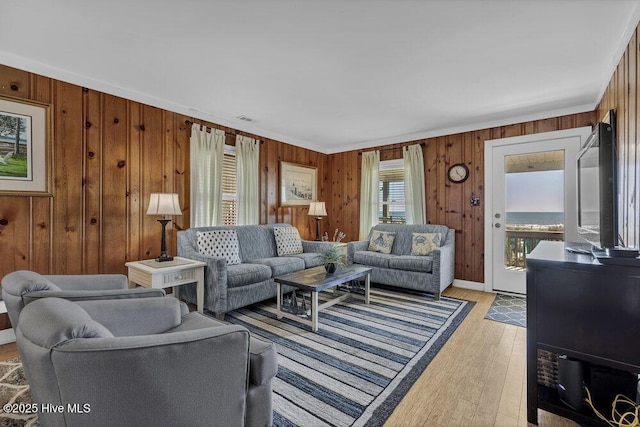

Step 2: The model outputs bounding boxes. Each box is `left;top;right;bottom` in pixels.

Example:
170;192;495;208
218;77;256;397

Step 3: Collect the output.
236;135;260;225
359;150;380;240
190;124;225;227
403;144;427;224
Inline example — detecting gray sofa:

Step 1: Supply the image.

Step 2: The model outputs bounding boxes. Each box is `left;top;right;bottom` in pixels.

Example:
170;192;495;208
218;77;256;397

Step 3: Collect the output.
177;223;332;318
16;296;277;427
347;224;455;299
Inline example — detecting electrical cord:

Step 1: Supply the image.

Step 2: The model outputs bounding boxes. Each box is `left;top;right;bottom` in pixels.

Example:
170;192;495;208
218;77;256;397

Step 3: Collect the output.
584;385;640;427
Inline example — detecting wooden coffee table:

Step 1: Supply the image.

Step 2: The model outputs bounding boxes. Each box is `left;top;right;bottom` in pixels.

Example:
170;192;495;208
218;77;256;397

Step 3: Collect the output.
274;265;371;332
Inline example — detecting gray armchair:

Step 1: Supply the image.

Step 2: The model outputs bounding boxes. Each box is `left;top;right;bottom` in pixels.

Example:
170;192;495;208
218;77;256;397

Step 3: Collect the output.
16;296;277;427
1;270;166;327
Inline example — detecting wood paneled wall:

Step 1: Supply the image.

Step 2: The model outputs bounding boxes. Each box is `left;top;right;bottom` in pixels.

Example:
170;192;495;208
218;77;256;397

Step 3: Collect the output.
0;65;192;277
597;24;640;249
10;37;640;287
0;64;327;279
327;111;596;283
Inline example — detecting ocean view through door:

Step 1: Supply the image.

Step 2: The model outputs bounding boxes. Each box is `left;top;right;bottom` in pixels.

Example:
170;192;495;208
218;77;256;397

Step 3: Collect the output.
485;128;588;294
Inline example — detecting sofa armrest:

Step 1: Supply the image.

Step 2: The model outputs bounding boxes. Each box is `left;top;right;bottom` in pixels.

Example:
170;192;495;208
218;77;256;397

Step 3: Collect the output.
249;336;278;386
431;230;455;290
347;240;369;264
46;274;129;290
178;246;229;313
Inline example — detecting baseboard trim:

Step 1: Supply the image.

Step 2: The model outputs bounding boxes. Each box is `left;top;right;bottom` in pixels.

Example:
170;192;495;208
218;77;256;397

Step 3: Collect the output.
452;279;485;292
0;328;15;345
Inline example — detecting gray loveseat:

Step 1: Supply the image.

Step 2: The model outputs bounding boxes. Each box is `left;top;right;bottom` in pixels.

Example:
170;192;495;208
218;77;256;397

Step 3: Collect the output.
178;223;332;318
347;224;455;299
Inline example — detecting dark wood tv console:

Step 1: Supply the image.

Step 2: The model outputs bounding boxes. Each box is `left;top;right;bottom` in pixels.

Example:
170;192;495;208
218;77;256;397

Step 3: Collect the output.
526;241;640;425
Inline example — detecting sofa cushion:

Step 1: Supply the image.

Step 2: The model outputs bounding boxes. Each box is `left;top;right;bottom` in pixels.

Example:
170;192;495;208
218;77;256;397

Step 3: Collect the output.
368;224;450;255
290;253;325;268
226;263;272;289
273;227;303;256
368;230;395;254
388;255;434;273
249;257;305;277
354;251;392;269
411;232;442;256
197;230;241;265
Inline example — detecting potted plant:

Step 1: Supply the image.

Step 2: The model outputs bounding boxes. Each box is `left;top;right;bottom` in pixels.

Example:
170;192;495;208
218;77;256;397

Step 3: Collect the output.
324;245;345;273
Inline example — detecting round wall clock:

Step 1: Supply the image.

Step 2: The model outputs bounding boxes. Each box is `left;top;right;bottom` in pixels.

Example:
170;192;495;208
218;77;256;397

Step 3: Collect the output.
447;163;469;183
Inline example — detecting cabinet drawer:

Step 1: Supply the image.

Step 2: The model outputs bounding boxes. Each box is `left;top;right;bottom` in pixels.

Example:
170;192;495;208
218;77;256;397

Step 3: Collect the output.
163;268;196;285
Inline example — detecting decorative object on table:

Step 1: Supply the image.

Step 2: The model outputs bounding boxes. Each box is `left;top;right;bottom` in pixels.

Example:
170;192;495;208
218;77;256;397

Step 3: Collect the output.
321;232;329;242
282;291;310;317
146;193;182;261
323;245;346;273
334;230;346;242
0;95;53;196
308;201;327;241
336;279;366;295
279;161;317;206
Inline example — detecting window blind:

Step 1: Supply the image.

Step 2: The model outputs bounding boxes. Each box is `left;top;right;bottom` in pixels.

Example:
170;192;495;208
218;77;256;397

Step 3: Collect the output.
378;161;406;224
222;152;237;225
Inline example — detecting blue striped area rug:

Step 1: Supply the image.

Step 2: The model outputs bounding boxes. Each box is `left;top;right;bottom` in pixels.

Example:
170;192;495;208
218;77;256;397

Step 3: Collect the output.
223;287;474;427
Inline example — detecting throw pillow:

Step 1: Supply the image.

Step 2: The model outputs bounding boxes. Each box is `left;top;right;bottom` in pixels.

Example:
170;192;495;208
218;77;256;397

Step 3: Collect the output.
196;230;241;265
274;226;303;256
368;230;396;254
411;232;442;256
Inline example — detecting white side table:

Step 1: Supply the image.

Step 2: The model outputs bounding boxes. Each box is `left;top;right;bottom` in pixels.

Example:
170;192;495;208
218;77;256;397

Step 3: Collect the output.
125;257;206;313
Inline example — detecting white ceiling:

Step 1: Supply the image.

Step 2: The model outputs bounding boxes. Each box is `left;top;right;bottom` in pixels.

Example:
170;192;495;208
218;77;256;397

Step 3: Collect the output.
1;1;639;154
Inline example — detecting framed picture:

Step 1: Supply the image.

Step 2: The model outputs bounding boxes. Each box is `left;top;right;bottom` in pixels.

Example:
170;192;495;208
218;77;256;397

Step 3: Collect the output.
280;161;317;206
0;95;53;196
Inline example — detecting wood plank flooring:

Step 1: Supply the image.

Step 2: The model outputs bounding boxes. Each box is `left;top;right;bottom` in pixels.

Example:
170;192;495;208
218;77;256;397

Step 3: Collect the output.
0;287;576;426
385;287;577;427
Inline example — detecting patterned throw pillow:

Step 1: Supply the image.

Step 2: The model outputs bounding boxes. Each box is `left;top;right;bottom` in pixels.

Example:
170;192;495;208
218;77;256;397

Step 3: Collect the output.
368;230;396;254
196;230;241;265
274;227;303;256
411;232;442;256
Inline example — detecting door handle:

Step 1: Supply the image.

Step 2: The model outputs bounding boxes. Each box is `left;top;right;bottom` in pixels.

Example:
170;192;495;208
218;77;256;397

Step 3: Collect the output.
495;223;501;228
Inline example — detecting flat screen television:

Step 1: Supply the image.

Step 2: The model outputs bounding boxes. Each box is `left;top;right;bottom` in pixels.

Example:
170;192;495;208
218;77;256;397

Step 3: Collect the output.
576;117;617;249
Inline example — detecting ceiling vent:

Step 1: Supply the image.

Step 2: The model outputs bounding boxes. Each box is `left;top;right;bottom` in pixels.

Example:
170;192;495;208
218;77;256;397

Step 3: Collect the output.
237;115;255;123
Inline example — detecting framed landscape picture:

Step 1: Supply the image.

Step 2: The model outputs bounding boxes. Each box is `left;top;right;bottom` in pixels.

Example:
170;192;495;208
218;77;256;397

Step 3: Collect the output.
280;161;317;206
0;96;53;196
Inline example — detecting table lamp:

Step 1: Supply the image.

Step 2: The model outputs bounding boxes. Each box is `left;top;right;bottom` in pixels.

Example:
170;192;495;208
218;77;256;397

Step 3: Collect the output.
147;193;182;261
308;201;327;241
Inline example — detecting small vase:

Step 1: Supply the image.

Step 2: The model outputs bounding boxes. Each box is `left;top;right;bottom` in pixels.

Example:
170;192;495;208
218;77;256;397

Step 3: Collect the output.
325;263;337;274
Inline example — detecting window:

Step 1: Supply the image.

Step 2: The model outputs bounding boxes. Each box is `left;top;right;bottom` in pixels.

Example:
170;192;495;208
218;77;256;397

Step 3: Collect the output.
379;159;406;224
222;145;237;225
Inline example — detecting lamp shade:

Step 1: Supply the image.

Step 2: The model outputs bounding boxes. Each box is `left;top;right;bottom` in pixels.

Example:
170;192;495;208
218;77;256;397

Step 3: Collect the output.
308;201;327;217
146;193;182;216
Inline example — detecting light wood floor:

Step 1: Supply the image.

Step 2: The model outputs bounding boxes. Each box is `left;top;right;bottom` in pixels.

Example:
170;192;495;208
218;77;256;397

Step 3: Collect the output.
385;287;577;427
0;288;576;426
